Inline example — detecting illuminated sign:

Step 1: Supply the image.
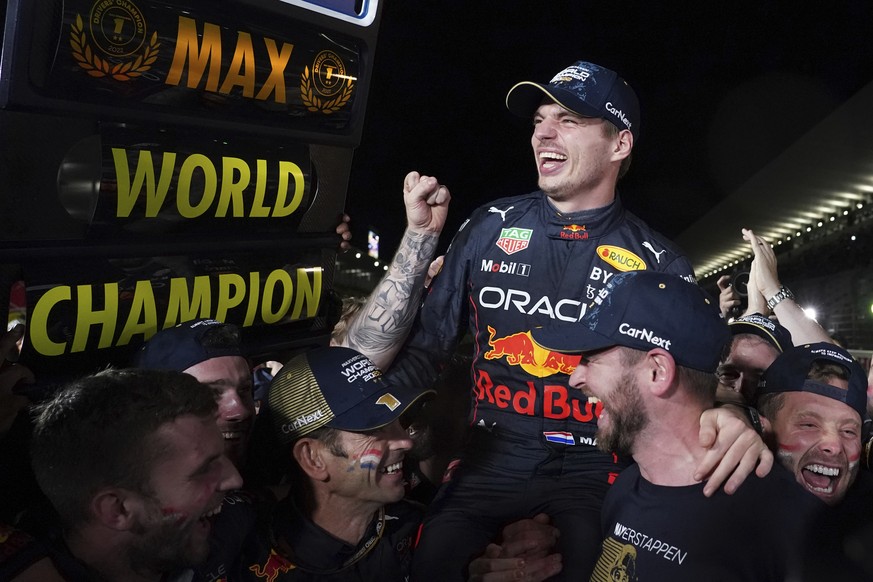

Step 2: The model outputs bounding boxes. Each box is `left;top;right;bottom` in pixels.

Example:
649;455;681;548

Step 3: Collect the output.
29;266;322;357
48;125;316;237
1;0;383;377
111;147;306;219
19;252;329;375
97;127;313;231
3;1;368;138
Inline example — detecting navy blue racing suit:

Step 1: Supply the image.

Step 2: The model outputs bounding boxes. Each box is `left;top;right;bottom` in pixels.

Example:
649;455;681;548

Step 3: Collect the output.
385;191;696;581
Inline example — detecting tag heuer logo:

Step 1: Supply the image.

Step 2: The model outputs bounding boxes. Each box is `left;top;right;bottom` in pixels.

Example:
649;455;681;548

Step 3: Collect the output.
495;227;533;255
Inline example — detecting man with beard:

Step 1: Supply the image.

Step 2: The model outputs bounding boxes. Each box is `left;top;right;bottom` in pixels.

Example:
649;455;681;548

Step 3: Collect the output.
25;368;243;581
558;271;820;581
136;319;256;471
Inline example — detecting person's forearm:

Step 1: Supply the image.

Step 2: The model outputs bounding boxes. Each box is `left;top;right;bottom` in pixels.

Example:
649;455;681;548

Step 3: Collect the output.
770;298;833;345
340;229;439;370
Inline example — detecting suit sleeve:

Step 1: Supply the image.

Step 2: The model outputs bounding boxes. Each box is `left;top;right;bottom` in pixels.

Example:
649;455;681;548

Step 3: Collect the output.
663;251;697;283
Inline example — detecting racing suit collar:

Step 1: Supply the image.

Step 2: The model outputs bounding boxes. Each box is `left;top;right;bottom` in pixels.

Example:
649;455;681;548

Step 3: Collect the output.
542;192;624;240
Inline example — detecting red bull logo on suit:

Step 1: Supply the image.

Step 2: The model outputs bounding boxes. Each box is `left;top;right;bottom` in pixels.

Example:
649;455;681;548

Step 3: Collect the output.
484;326;581;377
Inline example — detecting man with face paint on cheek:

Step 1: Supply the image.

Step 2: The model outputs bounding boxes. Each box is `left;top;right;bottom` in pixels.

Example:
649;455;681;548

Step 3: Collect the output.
15;369;243;582
227;346;434;581
755;343;873;578
757;343;869;506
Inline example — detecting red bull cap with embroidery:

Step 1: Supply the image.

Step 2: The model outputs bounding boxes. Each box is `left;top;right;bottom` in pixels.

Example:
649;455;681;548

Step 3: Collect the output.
268;346;435;445
506;60;641;140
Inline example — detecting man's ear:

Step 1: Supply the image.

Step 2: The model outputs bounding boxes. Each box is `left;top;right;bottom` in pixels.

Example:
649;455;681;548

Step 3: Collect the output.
91;488;138;531
293;438;329;481
612;129;633;161
644;349;677;397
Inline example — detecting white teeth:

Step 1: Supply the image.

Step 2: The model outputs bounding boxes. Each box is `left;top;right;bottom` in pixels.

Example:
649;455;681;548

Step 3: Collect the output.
810;484;834;494
588;397;601;404
382;461;403;475
805;464;839;477
222;432;242;440
539;152;567;161
202;503;223;519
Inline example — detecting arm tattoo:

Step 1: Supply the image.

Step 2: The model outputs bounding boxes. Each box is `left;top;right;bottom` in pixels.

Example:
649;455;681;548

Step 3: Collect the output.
343;229;438;369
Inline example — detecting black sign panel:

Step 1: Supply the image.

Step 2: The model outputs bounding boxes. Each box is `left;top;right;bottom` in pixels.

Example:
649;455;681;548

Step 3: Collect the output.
0;0;382;377
1;0;383;144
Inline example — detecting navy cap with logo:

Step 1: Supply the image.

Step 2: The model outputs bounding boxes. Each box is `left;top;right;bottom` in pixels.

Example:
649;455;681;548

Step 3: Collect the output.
532;271;730;373
729;313;793;352
135;318;244;371
758;342;868;420
505;60;640;140
268;346;435;446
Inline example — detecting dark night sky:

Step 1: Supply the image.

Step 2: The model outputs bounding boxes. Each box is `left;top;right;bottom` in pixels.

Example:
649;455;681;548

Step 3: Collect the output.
346;1;873;258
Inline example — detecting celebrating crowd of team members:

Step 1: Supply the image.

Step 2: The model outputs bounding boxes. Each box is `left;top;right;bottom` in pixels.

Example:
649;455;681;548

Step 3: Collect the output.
1;59;871;582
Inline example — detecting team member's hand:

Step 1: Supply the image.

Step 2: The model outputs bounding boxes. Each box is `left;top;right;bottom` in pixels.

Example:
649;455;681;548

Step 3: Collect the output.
500;513;560;559
468;514;562;582
741;263;769;317
695;405;773;496
424;255;445;288
742;228;781;300
716;275;741;319
403;171;451;235
335;213;352;251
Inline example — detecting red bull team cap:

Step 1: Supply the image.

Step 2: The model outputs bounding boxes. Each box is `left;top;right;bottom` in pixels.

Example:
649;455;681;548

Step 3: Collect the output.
532;271;730;373
268;346;435;445
506;60;640;141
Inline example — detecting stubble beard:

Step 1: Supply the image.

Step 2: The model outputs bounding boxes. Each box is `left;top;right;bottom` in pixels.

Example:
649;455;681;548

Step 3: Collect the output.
596;372;649;457
127;504;209;576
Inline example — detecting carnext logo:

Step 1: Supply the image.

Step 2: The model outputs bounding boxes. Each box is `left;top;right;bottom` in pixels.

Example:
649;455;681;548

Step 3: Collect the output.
618;323;671;350
605;101;632;131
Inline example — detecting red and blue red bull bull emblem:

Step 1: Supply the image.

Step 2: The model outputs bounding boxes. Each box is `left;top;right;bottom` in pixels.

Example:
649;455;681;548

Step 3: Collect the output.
484;326;581;377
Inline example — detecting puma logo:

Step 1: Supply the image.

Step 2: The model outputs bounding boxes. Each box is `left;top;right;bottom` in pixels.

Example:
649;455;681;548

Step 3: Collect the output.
642;241;666;263
488;206;514;221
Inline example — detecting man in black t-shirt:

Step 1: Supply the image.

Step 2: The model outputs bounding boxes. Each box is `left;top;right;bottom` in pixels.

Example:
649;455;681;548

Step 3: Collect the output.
535;271;822;581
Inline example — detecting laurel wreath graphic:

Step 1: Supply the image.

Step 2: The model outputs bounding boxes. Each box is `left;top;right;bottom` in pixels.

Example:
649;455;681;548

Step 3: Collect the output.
70;14;160;81
300;66;354;114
